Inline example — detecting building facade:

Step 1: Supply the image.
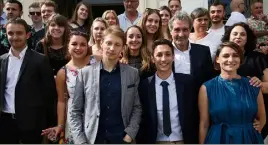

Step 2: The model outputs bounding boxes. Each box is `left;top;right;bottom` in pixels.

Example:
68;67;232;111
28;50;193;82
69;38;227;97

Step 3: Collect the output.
5;0;268;25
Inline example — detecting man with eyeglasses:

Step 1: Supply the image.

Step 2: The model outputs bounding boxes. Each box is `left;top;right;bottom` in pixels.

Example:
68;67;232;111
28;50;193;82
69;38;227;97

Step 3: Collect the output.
28;2;45;48
225;0;247;27
118;0;142;32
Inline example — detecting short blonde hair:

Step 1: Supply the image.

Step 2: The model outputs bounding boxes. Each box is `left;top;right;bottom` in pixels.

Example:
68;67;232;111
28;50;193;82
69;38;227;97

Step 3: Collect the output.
102;25;125;45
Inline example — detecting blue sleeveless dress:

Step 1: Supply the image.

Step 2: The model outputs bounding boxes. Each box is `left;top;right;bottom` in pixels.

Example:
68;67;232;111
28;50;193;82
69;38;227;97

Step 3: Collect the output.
204;76;264;144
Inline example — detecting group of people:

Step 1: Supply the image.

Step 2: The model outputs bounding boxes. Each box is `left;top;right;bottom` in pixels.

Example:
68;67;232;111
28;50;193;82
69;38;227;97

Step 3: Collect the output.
0;0;268;144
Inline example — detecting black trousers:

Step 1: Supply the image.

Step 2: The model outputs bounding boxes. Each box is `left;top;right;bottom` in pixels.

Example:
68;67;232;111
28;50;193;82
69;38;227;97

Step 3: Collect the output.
94;131;126;144
0;113;43;144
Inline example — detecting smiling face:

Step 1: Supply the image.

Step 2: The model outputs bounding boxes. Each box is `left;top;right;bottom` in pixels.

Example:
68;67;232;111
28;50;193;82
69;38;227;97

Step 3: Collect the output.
124;0;139;13
209;5;225;24
48;22;65;38
41;5;55;23
77;4;88;21
216;46;241;73
171;19;190;48
252;2;263;17
105;12;117;26
160;9;171;26
126;27;143;52
68;35;88;59
168;0;181;16
145;13;160;34
6;23;30;50
152;44;174;73
29;7;42;24
229;26;247;50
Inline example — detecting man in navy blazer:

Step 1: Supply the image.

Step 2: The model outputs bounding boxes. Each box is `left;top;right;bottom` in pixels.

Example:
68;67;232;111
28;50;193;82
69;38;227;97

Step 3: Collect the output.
169;11;214;91
137;39;198;144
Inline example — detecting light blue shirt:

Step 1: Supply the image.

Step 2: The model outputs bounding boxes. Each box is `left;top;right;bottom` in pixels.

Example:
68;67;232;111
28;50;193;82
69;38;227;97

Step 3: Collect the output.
155;72;183;141
118;11;142;32
0;12;7;26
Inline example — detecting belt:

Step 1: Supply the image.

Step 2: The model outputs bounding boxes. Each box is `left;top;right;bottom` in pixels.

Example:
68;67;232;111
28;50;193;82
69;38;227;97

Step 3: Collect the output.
156;140;184;144
1;112;16;119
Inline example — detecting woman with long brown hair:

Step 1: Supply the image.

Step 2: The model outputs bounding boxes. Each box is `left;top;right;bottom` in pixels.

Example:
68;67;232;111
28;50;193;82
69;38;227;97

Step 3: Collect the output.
69;1;93;34
138;8;163;53
35;14;70;75
159;6;172;40
41;31;92;144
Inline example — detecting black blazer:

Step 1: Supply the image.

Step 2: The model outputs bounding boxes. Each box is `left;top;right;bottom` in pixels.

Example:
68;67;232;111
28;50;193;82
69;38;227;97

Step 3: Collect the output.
137;73;198;144
173;43;214;93
0;48;57;131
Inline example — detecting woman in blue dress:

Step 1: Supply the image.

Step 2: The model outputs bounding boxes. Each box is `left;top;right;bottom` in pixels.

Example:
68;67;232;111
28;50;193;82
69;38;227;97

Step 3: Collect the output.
198;41;266;144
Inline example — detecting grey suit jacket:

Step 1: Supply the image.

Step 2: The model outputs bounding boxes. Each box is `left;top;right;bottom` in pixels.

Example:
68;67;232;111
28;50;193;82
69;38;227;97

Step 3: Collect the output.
69;61;142;144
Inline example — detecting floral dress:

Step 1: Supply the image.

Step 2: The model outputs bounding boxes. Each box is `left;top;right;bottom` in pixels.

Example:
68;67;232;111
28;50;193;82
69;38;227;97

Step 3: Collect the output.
63;67;79;144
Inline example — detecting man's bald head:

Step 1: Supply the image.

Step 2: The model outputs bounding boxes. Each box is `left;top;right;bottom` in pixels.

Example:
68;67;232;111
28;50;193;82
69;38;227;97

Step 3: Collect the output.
231;0;245;13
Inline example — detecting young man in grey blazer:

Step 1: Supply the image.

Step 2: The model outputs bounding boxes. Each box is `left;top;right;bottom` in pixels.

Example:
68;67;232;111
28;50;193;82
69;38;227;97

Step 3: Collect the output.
69;26;142;144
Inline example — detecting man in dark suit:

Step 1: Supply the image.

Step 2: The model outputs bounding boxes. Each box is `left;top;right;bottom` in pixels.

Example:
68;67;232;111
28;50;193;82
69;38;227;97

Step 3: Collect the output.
137;39;198;144
0;18;57;143
169;11;214;89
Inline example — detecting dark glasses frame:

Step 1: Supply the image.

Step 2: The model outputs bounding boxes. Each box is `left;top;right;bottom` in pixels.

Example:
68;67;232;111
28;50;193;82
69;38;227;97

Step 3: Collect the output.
29;12;41;16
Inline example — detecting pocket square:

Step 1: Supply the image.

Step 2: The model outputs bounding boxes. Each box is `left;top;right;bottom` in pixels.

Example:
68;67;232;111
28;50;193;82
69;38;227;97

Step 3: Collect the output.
127;84;135;88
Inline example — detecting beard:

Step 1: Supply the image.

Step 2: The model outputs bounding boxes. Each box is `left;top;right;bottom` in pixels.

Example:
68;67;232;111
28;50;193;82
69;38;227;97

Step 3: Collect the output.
211;19;222;24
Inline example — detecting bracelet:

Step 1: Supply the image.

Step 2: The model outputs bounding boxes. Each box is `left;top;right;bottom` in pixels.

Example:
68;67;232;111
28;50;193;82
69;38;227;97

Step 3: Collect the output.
58;124;65;129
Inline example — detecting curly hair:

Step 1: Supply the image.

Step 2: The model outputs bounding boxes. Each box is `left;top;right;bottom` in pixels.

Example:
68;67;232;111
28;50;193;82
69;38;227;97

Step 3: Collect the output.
221;22;257;56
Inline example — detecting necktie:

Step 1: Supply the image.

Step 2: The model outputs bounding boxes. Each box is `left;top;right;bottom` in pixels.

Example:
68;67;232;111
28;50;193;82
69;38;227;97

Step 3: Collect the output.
160;81;171;136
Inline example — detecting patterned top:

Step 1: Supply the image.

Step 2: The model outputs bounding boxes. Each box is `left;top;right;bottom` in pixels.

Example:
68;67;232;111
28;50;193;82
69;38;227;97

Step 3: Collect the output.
247;15;268;45
64;67;79;144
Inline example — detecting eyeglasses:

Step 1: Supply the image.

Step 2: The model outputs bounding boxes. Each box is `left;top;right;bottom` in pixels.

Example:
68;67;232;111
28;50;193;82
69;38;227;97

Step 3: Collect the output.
145;8;160;13
29;12;41;16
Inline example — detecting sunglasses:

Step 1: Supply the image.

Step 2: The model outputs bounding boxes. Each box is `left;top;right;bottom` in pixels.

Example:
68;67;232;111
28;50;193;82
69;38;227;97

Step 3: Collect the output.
29;12;41;16
145;8;160;13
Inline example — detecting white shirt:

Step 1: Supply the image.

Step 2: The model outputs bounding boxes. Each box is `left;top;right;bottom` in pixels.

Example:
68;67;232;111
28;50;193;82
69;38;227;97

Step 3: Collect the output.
225;12;247;26
0;12;7;26
208;24;225;36
3;47;27;113
189;32;222;60
118;11;142;32
173;42;191;74
155;72;183;141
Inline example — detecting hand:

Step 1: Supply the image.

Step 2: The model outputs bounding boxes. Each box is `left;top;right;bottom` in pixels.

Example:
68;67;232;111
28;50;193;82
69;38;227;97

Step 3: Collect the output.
123;134;132;143
259;46;268;54
248;76;262;87
257;14;268;22
253;119;262;133
41;126;63;141
120;57;129;64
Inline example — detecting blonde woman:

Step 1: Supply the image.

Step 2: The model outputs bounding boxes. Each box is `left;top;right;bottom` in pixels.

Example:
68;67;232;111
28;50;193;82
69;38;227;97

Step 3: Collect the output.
102;10;119;26
88;17;108;61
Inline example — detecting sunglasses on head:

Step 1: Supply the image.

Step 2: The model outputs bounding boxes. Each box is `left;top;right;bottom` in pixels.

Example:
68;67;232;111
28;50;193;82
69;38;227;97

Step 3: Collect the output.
29;12;41;16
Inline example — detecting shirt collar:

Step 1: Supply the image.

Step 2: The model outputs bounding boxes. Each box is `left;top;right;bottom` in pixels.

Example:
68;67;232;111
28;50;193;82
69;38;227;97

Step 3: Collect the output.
123;11;142;19
8;46;28;59
100;61;120;71
155;72;174;86
172;41;191;52
1;12;6;20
